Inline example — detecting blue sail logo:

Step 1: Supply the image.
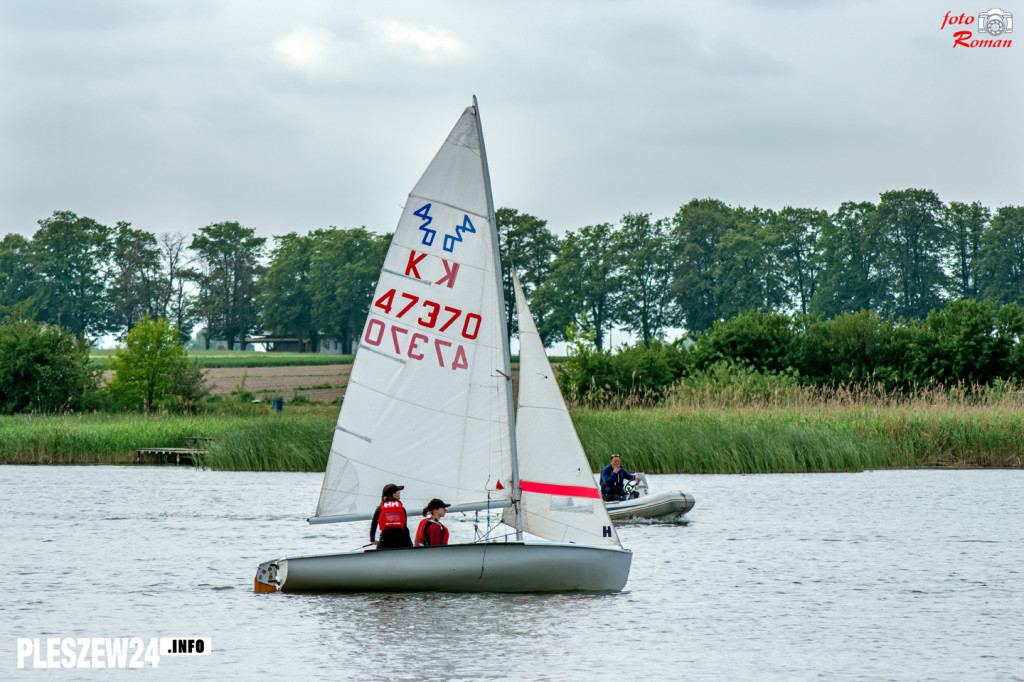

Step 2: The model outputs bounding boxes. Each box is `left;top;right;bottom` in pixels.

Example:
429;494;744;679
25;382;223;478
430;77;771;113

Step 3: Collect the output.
414;203;476;253
443;215;476;253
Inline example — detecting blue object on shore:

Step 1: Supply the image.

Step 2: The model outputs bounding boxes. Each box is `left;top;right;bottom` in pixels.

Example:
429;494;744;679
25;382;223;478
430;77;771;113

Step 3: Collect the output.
272;400;283;411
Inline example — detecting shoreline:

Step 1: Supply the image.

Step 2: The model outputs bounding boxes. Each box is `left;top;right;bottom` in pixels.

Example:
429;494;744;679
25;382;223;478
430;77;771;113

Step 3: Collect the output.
3;406;1022;472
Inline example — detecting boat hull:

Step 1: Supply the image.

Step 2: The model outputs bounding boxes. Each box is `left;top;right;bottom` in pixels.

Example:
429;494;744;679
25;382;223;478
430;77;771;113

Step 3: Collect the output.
606;491;695;520
274;541;632;593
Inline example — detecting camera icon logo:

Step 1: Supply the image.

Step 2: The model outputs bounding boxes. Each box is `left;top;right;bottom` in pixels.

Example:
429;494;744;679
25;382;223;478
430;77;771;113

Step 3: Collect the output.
978;8;1014;36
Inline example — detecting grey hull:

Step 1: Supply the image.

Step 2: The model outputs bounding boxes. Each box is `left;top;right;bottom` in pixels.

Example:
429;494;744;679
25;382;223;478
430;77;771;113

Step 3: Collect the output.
606;491;695;520
275;541;632;593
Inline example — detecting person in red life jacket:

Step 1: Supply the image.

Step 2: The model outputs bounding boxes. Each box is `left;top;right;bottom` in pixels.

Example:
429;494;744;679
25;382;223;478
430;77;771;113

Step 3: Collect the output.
370;483;412;549
414;498;451;547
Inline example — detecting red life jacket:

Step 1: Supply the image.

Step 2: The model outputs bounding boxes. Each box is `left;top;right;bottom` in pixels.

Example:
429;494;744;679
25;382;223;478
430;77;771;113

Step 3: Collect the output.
378;500;407;530
414;518;449;546
414;518;430;546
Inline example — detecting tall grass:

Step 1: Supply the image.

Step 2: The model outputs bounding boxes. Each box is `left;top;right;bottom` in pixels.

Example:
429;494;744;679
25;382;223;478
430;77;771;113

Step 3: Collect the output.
0;412;336;468
573;410;888;474
7;367;1024;472
0;414;239;464
571;371;1024;473
200;417;333;471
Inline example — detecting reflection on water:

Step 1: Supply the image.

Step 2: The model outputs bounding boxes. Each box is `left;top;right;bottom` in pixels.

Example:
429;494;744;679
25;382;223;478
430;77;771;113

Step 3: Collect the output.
305;592;611;680
2;466;1022;680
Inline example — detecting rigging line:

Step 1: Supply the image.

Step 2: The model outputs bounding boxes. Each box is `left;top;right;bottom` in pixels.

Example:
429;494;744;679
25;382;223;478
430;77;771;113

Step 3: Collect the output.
380;268;432;285
479;490;492;579
356;344;407;365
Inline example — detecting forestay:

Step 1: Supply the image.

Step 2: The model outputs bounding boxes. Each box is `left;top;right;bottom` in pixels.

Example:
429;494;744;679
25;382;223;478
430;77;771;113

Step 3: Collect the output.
315;106;514;521
503;272;621;546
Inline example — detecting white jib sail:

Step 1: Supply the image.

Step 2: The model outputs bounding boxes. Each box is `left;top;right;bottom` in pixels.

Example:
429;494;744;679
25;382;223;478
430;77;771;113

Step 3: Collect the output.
505;271;621;546
315;105;514;520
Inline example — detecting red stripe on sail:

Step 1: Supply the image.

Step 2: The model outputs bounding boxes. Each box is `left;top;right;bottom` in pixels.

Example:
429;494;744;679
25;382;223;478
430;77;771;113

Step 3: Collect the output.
520;480;601;499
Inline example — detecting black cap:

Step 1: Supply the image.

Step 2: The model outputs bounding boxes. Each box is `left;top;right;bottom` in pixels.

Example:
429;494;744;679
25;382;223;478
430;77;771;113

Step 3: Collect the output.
381;483;405;498
425;498;451;512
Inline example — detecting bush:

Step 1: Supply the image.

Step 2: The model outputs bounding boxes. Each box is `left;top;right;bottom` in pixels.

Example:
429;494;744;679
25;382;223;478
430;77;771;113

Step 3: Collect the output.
164;357;209;414
0;316;96;414
667;360;802;407
558;325;684;405
692;311;798;374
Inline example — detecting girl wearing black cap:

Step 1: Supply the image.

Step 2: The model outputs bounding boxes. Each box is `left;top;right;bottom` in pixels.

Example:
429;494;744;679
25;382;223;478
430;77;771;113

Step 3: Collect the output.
414;498;451;547
370;483;412;549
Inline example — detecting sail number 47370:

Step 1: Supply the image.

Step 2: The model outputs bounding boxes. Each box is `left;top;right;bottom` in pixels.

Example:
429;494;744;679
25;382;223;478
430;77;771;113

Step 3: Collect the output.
373;289;481;339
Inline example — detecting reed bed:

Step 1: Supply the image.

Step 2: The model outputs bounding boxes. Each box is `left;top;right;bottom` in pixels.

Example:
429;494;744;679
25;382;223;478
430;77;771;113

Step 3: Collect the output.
200;417;333;471
0;412;337;468
6;373;1024;473
571;378;1024;473
0;414;240;464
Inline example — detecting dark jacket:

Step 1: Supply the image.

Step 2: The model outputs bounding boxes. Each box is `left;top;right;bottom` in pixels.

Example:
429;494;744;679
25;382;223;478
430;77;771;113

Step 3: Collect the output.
600;465;635;500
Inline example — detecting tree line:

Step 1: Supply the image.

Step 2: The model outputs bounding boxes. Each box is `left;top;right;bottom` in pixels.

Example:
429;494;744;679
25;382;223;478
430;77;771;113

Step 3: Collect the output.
504;191;1024;351
558;301;1024;405
2;189;1022;356
0;212;389;352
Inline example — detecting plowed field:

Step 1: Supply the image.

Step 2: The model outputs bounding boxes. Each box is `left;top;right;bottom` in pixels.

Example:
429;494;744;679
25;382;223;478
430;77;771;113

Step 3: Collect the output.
205;364;352;403
202;363;522;404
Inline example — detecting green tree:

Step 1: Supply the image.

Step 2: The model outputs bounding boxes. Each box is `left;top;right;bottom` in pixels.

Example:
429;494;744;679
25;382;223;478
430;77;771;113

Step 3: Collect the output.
944;201;990;300
769;207;827;315
107;315;188;412
670;198;735;333
613;212;676;348
259;232;317;351
976;205;1024;306
0;233;35;316
812;201;885;317
310;227;390;354
0;311;95;414
108;222;162;337
496;208;559;345
535;223;619;348
716;207;786;320
30;210;113;338
189;222;266;350
156;232;195;345
874;188;948;319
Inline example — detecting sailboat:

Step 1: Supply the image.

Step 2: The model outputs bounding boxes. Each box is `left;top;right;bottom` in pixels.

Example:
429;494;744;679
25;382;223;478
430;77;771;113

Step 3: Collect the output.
254;98;631;593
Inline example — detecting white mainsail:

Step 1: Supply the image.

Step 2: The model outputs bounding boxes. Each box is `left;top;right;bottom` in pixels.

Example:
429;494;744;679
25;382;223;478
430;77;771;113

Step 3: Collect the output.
505;272;621;546
315;105;514;520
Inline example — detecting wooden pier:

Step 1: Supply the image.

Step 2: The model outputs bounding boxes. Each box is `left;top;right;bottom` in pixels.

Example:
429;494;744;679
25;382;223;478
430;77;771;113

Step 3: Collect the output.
133;442;209;466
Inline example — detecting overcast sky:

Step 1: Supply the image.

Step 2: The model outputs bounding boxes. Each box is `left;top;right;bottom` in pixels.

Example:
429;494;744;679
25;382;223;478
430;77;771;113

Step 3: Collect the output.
1;0;1021;243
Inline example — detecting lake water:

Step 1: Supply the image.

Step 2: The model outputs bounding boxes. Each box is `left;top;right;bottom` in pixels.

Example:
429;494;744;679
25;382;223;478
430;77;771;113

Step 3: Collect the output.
2;466;1022;681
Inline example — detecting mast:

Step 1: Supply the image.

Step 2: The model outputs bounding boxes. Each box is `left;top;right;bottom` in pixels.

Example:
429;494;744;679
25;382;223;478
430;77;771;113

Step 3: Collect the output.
473;95;523;541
